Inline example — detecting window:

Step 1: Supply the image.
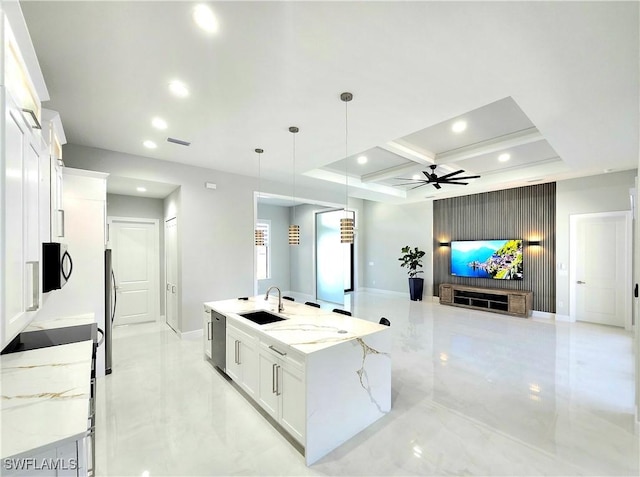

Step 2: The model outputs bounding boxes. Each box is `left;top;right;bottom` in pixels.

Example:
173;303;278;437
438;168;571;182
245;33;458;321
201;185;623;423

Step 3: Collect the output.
256;220;270;280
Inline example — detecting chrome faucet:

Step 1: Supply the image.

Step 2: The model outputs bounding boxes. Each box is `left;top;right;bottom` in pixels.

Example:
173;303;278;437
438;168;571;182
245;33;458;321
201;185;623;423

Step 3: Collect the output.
264;286;284;312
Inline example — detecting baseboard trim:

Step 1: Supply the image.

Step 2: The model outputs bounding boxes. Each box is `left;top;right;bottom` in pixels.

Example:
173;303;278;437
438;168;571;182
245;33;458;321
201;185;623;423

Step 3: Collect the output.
180;329;202;341
552;313;575;322
358;287;410;298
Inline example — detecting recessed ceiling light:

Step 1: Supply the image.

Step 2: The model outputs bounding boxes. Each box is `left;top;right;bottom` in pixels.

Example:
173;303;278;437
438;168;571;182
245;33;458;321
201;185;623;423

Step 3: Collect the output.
168;80;189;98
193;4;219;33
498;153;511;162
357;155;368;165
451;120;467;133
136;187;147;193
143;140;157;149
412;174;420;180
152;117;168;130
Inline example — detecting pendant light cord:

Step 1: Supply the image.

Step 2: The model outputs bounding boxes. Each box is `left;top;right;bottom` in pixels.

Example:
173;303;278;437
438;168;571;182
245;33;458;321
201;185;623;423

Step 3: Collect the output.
344;99;349;215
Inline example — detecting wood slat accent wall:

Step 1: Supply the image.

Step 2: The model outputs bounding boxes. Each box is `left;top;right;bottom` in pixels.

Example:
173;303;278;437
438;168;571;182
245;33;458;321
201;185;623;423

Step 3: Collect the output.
433;183;556;312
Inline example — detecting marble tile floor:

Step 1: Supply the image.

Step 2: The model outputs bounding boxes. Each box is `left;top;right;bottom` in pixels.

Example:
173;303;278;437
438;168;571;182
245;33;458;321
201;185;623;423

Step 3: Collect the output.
95;291;639;476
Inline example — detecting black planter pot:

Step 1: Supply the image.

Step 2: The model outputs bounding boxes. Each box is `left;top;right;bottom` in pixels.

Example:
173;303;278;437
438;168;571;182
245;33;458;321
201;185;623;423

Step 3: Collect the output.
408;277;424;301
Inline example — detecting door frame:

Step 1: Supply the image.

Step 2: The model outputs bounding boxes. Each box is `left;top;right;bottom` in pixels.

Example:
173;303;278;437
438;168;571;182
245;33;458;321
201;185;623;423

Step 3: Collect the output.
164;216;179;332
569;211;633;330
107;216;160;324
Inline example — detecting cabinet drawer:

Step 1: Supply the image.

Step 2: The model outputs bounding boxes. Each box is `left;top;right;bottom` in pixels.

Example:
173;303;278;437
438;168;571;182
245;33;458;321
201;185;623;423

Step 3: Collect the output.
259;339;304;371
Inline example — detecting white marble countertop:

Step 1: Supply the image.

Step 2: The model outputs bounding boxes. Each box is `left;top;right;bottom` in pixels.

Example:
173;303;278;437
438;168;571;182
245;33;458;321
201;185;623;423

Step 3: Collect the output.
205;296;387;354
1;338;94;458
24;313;95;332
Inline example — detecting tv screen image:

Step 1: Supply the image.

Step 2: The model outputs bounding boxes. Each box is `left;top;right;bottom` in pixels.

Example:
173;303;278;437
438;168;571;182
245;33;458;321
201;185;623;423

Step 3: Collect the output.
450;239;523;280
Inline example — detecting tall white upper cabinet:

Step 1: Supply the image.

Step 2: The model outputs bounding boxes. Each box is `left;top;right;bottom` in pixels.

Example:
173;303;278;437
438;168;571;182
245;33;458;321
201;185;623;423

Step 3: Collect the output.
1;1;52;349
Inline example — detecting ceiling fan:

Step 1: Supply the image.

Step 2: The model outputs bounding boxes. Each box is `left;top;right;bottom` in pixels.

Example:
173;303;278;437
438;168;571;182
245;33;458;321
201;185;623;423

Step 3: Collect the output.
394;165;481;190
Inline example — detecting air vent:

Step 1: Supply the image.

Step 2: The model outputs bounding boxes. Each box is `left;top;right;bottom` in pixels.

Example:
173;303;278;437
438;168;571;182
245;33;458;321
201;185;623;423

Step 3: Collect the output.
167;137;191;147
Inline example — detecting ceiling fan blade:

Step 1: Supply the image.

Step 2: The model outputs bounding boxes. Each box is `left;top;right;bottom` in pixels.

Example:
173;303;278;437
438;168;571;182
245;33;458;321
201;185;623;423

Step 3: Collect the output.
442;181;469;185
409;183;428;190
433;183;442;190
445;175;480;180
422;170;433;179
392;181;427;187
438;169;464;180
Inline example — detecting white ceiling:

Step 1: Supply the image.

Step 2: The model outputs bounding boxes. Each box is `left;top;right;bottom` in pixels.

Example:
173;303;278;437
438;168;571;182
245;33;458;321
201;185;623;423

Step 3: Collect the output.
20;1;639;203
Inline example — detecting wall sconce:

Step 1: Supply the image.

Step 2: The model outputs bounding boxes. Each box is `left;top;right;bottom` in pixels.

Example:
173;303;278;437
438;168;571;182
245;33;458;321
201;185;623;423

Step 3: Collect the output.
527;240;541;246
439;241;451;247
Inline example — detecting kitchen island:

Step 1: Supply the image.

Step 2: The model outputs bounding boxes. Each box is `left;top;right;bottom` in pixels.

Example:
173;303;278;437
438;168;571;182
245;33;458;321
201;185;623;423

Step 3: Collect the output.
204;296;391;465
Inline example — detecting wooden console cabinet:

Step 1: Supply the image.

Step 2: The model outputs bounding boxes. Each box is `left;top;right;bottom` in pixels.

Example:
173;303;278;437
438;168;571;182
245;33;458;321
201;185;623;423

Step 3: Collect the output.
439;284;533;318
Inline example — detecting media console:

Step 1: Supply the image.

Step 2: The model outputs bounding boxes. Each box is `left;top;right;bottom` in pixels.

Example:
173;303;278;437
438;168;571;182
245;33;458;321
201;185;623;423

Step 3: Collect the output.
439;284;533;318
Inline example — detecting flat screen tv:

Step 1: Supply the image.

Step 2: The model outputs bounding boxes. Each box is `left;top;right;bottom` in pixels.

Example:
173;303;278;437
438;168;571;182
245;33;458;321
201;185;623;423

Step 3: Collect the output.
450;239;523;280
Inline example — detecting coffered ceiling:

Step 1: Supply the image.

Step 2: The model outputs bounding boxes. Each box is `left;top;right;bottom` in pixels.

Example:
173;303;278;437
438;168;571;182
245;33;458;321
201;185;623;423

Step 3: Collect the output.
19;1;639;203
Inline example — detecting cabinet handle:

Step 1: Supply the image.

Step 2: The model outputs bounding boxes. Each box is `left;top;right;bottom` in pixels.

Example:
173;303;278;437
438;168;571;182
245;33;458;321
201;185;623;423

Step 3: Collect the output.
26;261;39;311
235;340;240;365
207;321;212;341
57;209;65;237
21;108;42;130
172;285;177;293
237;340;241;365
269;345;286;356
576;280;586;284
276;365;281;396
272;363;277;394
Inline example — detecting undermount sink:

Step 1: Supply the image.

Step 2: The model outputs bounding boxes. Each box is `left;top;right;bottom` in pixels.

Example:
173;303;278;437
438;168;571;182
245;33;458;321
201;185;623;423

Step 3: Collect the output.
239;310;287;325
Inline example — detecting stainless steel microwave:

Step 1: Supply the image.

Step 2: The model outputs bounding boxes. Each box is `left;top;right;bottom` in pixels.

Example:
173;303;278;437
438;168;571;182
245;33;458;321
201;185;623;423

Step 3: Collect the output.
42;242;73;292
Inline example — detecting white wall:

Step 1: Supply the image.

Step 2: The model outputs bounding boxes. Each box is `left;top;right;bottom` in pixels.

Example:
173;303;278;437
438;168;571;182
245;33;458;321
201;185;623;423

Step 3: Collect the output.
360;200;433;295
62;144;343;333
556;170;637;317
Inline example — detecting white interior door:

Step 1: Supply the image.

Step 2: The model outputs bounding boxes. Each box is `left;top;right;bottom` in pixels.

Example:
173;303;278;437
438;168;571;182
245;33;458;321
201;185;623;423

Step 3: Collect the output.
165;217;179;332
109;218;159;325
572;213;631;328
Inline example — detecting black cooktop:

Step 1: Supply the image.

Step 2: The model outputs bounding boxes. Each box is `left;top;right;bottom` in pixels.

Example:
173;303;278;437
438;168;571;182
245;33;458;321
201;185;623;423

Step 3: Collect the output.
1;324;97;355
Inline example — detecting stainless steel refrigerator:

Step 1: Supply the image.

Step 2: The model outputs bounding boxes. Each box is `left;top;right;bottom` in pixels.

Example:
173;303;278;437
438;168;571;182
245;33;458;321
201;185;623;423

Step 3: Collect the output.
104;249;116;374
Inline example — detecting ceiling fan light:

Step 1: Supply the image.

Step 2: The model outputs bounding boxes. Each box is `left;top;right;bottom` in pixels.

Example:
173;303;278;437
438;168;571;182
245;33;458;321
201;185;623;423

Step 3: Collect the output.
498;153;511;162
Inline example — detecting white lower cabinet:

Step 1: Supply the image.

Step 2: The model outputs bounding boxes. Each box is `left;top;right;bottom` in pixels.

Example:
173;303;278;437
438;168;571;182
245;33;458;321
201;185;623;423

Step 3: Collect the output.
225;323;259;399
3;437;88;476
203;307;212;360
257;339;305;444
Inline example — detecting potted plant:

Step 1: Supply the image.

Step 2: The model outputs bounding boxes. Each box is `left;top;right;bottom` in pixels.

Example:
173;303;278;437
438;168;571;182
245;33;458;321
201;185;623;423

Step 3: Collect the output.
398;246;426;301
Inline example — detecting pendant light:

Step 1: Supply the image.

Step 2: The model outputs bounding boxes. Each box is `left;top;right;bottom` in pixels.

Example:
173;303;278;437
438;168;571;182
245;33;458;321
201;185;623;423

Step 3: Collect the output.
254;148;265;246
288;126;300;245
340;92;355;244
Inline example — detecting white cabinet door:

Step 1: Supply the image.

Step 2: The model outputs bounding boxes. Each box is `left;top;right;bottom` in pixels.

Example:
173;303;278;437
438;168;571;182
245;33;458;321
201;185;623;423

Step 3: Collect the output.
226;323;258;398
279;362;305;443
3;94;27;342
258;342;306;443
258;350;279;419
2;92;43;346
203;308;212;359
239;338;259;399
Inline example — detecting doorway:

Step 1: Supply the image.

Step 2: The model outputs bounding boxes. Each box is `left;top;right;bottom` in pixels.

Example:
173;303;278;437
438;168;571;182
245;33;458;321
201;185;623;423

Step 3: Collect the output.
165;217;179;332
107;217;160;325
570;211;633;329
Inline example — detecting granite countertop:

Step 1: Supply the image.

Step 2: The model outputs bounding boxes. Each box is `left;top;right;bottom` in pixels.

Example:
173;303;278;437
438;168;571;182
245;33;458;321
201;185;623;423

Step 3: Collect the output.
1;322;94;459
205;296;388;354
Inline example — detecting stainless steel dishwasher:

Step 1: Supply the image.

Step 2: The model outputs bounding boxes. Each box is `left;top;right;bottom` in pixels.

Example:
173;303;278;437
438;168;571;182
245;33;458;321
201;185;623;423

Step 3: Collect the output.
210;310;226;371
